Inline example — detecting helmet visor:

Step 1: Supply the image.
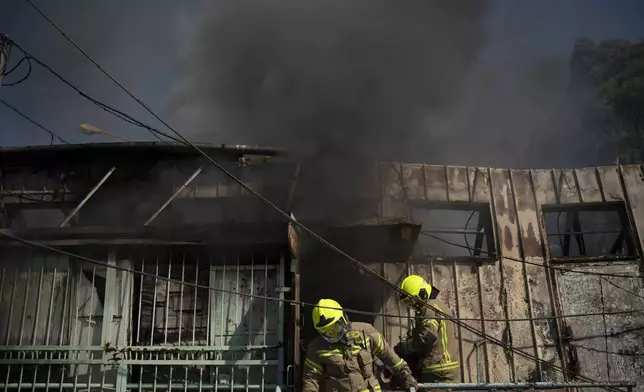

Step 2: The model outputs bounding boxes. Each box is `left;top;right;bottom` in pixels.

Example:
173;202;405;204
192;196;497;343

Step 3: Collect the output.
320;319;347;343
399;291;414;306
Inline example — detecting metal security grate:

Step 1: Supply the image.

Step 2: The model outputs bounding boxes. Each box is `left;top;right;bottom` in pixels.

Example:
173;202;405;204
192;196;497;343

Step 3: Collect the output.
0;247;287;392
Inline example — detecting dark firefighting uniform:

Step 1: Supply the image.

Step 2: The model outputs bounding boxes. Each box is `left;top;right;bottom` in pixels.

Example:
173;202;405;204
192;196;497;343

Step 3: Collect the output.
302;322;417;392
396;298;459;383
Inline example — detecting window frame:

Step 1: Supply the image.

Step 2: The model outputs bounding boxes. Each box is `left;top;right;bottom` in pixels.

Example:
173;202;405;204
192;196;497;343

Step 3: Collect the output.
540;201;639;263
409;201;497;261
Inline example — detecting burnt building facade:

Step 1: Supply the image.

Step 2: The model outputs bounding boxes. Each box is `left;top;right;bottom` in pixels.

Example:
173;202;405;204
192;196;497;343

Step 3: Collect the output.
0;143;642;392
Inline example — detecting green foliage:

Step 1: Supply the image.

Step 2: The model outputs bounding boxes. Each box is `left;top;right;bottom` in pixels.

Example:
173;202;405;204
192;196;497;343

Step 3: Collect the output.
571;38;644;163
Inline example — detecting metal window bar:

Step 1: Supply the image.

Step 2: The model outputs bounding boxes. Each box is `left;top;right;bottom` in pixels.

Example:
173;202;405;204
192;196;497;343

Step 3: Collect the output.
0;248;283;392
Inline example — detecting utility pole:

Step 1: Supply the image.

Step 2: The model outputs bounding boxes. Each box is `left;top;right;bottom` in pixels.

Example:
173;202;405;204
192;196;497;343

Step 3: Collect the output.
0;33;10;87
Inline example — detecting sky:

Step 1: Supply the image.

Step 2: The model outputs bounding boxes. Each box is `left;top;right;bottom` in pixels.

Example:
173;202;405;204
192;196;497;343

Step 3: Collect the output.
0;0;643;168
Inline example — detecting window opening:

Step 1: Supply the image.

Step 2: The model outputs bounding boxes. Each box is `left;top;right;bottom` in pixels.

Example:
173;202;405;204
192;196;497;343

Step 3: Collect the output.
411;202;495;258
542;202;636;260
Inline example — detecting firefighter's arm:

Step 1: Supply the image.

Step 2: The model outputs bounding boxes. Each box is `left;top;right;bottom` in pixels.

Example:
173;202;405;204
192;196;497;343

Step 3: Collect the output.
403;318;439;354
367;327;417;388
302;345;323;392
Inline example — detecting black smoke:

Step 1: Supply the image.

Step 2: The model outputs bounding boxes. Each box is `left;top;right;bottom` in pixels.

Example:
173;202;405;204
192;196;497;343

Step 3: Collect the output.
176;0;490;160
172;0;491;219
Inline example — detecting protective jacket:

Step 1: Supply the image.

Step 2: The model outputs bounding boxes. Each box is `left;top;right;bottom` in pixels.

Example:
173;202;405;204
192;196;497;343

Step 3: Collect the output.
302;322;417;392
396;298;459;382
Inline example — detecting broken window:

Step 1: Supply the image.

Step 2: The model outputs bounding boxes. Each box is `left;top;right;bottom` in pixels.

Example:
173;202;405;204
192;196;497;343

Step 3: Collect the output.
411;202;495;258
542;202;637;260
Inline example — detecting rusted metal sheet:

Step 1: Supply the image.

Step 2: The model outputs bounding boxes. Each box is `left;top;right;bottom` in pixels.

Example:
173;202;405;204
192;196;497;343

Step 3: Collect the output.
380;162;407;217
469;167;491;203
531;170;559;205
424;165;449;202
573;168;603;203
452;260;487;382
402;163;427;201
489;168;534;381
619;164;644;254
509;170;562;382
446;166;470;202
553;169;581;204
381;162;405;201
381;262;409;346
530;169;571;383
489;169;519;257
509;170;542;258
597;166;624;202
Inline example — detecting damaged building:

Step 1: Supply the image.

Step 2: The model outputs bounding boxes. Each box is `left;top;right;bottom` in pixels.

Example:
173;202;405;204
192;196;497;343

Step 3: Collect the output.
0;142;643;391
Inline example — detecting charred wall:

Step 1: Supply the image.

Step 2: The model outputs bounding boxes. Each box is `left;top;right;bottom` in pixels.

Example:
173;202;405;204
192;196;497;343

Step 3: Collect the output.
1;146;643;388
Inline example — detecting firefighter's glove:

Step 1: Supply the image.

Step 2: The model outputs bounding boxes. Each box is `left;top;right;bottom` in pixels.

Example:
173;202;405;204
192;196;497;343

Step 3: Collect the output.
400;369;418;391
394;341;408;357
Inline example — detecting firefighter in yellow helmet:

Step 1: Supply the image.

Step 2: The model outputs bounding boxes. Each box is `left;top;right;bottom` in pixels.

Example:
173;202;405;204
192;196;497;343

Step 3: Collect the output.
302;298;419;392
395;275;459;383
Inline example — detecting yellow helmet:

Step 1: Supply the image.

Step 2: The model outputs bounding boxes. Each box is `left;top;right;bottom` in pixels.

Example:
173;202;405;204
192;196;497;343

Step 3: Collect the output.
399;275;439;307
312;299;349;343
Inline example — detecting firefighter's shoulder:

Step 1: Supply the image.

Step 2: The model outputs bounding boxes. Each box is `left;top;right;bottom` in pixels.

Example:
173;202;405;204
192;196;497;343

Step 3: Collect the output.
305;335;327;353
349;322;378;335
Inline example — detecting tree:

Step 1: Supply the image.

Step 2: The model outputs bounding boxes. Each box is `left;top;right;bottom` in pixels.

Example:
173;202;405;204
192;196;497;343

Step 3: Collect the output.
570;38;644;163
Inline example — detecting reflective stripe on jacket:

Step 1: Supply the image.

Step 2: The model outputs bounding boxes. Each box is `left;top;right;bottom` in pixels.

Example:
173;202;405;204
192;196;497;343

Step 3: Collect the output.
302;322;416;392
398;298;460;382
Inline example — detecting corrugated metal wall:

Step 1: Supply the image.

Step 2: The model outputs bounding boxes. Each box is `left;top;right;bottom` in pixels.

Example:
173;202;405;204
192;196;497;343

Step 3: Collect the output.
371;164;644;389
2;151;644;390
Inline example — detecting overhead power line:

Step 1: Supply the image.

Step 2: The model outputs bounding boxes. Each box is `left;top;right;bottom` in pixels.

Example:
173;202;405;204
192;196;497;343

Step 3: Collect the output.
3;230;643;361
22;0;168;144
1;55;32;87
18;4;639;388
0;230;641;387
22;0;165;135
1;42;169;143
1;229;643;324
0;99;68;144
421;231;643;279
424;231;644;304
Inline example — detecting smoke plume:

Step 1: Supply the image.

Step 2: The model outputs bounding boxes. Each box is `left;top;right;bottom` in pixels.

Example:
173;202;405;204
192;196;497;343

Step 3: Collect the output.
171;0;490;219
174;0;490;158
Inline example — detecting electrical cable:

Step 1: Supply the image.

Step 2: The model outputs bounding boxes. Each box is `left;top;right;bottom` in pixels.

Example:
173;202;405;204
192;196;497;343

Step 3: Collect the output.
2;40;171;143
0;99;68;144
3;55;29;77
572;344;644;357
0;231;639;391
601;277;644;300
0;51;7;75
0;229;643;323
20;0;169;144
16;5;640;387
0;65;635;387
463;211;475;256
2;56;32;87
420;230;642;279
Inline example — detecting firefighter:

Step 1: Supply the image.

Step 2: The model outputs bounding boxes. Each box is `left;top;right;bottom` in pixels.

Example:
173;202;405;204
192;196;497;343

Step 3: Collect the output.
302;298;419;392
395;275;459;383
